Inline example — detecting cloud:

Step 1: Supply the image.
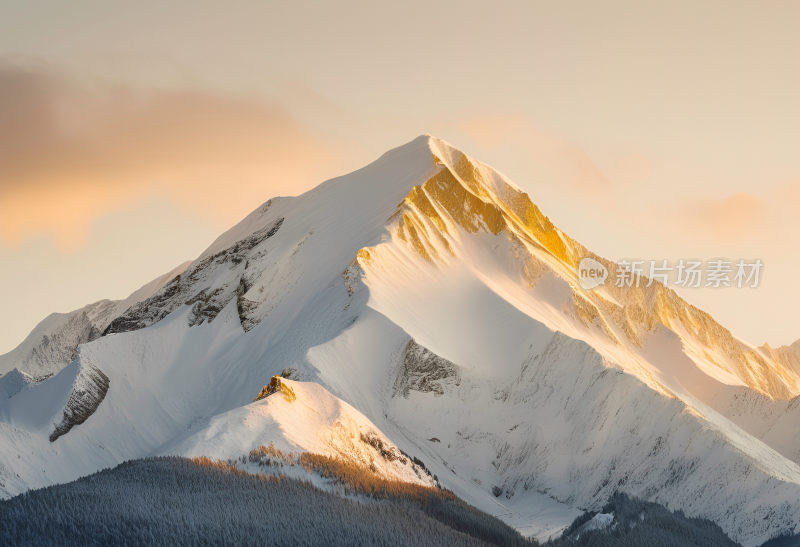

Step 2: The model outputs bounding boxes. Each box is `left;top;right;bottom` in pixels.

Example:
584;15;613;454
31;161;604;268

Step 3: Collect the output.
0;62;347;249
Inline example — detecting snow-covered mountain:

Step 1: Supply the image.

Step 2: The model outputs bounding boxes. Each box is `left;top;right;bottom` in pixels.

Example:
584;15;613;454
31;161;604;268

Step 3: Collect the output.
0;261;189;379
2;135;800;545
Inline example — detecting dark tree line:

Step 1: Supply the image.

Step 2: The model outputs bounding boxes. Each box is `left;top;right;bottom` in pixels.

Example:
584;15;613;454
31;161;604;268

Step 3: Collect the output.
547;492;739;547
0;456;531;546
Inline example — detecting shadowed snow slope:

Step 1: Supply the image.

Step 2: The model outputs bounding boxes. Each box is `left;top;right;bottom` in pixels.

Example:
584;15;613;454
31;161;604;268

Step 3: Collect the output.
1;135;800;545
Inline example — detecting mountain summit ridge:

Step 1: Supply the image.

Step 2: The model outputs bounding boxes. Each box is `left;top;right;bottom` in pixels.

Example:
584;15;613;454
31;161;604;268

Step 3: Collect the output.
350;136;800;401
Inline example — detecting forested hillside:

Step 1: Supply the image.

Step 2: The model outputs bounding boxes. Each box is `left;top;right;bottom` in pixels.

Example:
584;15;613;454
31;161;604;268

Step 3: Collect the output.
0;456;532;546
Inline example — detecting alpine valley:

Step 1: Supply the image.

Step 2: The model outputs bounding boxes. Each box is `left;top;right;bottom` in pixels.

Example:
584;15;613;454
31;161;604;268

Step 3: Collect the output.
2;136;800;546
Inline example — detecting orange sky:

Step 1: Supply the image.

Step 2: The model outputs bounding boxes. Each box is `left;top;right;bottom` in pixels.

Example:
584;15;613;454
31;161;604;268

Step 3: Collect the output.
1;1;800;352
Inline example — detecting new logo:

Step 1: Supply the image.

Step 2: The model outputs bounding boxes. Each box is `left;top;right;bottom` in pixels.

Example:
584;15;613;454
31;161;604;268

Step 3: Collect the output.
577;257;608;290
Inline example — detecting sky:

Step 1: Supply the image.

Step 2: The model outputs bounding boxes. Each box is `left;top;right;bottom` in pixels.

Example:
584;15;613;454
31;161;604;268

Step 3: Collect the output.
1;0;799;353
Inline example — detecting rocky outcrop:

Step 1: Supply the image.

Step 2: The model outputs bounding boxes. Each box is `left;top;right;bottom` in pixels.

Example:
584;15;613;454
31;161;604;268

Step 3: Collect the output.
186;287;227;327
236;277;260;332
393;339;460;398
254;376;296;403
1;262;190;379
0;307;105;379
49;366;110;442
105;217;284;334
103;278;183;333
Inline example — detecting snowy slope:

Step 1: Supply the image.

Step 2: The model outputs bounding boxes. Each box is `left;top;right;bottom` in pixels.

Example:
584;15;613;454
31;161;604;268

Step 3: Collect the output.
0;261;190;378
1;135;800;545
162;378;434;487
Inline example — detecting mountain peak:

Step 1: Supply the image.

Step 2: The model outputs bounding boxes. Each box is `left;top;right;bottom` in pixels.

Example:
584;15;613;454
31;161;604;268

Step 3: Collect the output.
6;135;800;546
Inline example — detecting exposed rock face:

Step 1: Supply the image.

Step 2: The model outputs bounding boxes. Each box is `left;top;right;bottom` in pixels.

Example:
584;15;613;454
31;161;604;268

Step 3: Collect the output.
1;261;189;379
34;312;102;364
104;278;183;333
254;380;278;401
342;258;366;296
105;217;284;334
254;376;296;403
49;366;110;442
236;277;260;332
393;339;460;398
360;431;407;463
0;307;105;380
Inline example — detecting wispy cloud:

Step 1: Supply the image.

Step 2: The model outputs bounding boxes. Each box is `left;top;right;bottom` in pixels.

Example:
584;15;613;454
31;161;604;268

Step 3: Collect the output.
0;62;348;249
